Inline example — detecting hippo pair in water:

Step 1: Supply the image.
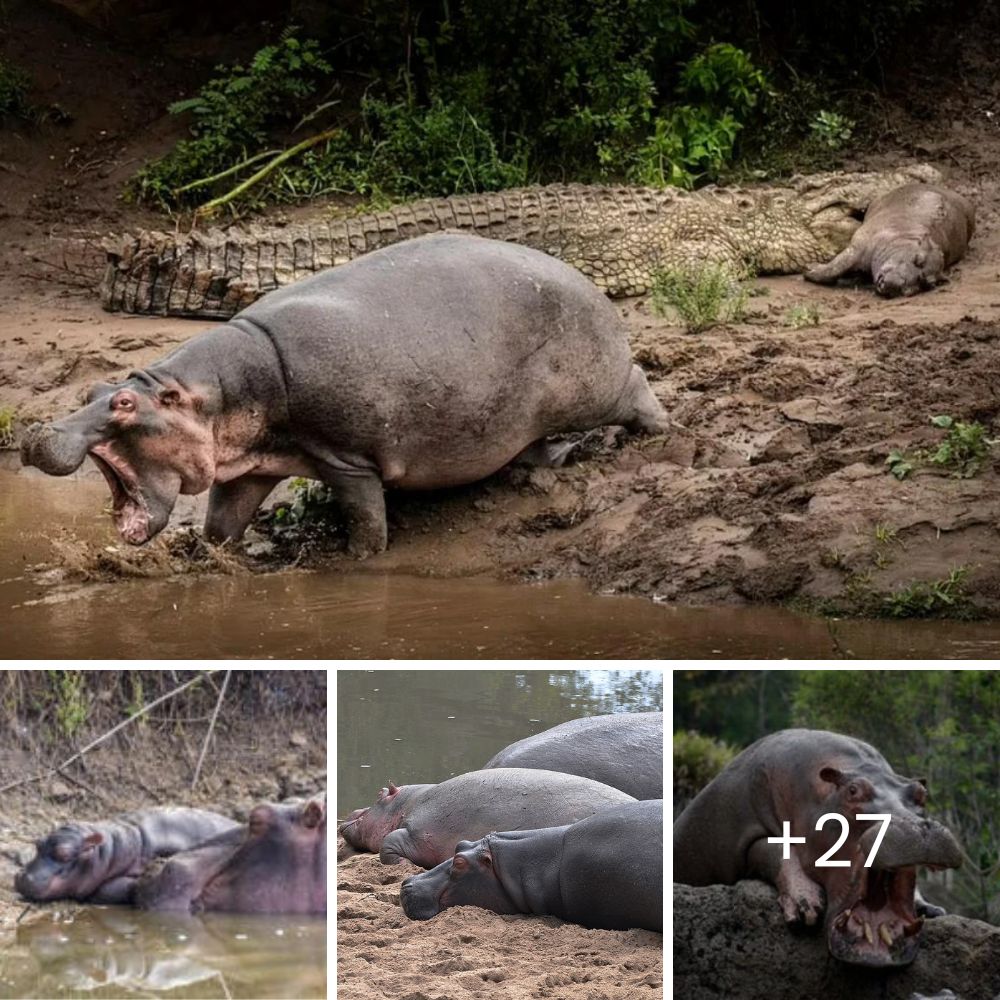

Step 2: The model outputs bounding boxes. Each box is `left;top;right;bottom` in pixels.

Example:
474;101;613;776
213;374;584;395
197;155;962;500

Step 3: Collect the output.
340;710;664;932
20;234;667;556
17;795;326;914
674;729;963;968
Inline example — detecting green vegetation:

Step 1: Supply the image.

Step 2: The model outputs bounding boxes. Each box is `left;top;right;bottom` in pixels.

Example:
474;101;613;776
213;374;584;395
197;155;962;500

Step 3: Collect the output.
673;729;737;803
0;57;32;120
53;670;88;738
651;262;752;333
784;303;821;329
882;567;974;619
809;110;855;149
0;405;15;447
887;415;997;481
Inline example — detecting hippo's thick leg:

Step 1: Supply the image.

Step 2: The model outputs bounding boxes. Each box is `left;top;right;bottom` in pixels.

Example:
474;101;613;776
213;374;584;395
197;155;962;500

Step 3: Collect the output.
606;365;670;435
379;828;419;866
319;470;388;558
804;245;864;285
914;888;946;918
205;474;283;542
87;876;138;904
748;837;825;926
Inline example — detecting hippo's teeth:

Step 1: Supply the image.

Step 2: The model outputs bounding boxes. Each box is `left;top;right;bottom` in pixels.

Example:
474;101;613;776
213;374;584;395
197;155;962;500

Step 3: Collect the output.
903;917;924;938
878;923;893;947
863;920;874;945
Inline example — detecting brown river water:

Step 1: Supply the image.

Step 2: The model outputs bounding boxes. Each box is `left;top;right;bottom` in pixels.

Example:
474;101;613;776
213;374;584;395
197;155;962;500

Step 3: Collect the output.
4;470;1000;658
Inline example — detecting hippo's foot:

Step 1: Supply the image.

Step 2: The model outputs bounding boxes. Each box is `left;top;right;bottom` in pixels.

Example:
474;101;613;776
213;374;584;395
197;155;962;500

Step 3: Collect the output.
317;469;388;558
914;889;946;919
777;881;825;927
804;245;863;286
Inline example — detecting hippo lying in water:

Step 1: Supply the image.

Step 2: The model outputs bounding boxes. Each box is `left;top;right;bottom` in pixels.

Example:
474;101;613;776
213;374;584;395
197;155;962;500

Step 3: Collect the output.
135;795;326;914
339;768;634;868
483;711;663;799
15;808;239;904
400;799;663;931
20;233;667;557
673;729;962;967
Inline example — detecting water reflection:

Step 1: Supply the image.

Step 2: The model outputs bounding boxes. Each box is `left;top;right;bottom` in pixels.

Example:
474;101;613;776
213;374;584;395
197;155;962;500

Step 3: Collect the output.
337;668;663;814
1;908;326;999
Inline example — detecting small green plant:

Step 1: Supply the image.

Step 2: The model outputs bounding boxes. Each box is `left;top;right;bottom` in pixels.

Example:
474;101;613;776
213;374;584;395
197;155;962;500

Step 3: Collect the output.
0;405;15;447
0;57;32;120
809;110;855;149
784;303;821;329
882;567;973;619
268;477;341;538
887;415;996;481
874;523;897;546
926;415;996;478
651;261;753;333
54;670;88;738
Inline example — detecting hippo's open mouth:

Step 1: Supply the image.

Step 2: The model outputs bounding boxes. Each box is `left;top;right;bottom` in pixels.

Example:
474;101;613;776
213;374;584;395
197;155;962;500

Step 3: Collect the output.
89;448;151;545
829;866;926;967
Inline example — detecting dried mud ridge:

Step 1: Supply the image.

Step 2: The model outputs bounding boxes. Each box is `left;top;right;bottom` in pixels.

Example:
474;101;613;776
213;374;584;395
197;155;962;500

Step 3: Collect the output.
337;848;663;1000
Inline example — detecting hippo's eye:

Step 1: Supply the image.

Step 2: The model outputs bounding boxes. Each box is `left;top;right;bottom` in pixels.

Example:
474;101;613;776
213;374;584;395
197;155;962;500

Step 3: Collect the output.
848;783;858;795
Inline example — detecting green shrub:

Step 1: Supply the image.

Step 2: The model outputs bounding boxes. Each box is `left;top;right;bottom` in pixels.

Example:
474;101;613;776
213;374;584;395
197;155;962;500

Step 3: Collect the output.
809;110;855;149
882;567;973;619
652;262;753;333
674;730;737;803
0;57;32;120
887;415;997;481
0;405;14;447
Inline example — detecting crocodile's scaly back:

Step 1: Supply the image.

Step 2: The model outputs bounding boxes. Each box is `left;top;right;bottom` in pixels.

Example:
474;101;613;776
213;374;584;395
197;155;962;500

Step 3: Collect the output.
100;165;942;318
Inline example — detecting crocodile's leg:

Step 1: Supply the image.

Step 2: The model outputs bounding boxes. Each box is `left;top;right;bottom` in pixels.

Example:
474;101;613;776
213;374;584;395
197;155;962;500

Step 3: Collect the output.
804;245;864;285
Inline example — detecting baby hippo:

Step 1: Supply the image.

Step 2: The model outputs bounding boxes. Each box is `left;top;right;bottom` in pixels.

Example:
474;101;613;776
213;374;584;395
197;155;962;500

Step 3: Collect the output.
805;183;974;297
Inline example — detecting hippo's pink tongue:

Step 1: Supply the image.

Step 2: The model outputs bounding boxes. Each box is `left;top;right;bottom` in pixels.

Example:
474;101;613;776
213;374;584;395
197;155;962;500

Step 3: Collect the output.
829;867;923;967
90;450;151;544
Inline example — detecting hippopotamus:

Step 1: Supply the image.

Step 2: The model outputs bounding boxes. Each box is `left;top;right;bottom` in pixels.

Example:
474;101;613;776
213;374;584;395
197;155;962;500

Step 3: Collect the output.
135;795;326;914
400;798;662;931
15;807;240;903
20;233;668;557
338;768;635;868
804;183;975;297
483;711;662;799
673;729;962;968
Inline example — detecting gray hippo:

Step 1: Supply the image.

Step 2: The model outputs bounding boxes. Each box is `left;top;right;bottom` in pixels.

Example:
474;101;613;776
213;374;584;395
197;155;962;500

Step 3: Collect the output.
20;233;667;557
15;807;240;904
673;729;962;967
804;183;974;297
483;711;662;799
338;767;634;868
400;799;662;931
135;795;326;914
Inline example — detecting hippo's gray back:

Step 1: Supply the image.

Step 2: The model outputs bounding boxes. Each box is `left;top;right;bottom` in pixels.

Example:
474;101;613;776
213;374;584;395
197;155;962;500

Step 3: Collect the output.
484;712;663;799
236;233;635;488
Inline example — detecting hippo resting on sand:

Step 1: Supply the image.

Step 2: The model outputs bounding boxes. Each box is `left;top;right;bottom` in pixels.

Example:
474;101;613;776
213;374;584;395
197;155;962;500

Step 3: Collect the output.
20;233;668;558
804;183;974;297
15;808;239;903
401;799;663;931
673;729;963;968
483;711;663;799
339;768;634;868
135;795;326;914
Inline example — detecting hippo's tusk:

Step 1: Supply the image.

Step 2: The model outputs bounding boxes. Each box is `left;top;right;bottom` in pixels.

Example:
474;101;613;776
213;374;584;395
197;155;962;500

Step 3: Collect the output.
863;920;874;944
879;923;893;946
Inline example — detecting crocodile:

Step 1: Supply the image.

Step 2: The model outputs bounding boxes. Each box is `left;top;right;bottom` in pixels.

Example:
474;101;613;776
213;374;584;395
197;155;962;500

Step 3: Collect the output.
100;165;942;318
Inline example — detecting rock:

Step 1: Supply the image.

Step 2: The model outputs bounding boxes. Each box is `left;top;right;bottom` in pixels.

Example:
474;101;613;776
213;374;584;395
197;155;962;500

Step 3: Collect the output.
674;881;1000;1000
289;731;307;748
779;397;843;429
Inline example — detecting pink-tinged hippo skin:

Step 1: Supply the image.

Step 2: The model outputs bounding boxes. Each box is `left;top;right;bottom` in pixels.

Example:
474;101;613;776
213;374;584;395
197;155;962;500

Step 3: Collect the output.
134;796;326;914
483;711;663;799
673;729;963;968
20;232;667;558
15;808;240;904
400;799;663;931
338;768;635;868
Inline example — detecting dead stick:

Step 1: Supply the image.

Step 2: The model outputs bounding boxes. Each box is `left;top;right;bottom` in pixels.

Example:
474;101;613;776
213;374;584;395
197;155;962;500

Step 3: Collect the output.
191;669;231;791
0;670;220;794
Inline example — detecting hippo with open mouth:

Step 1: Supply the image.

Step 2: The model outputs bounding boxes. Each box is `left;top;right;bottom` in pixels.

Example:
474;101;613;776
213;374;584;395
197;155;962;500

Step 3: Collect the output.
673;729;963;968
20;232;667;556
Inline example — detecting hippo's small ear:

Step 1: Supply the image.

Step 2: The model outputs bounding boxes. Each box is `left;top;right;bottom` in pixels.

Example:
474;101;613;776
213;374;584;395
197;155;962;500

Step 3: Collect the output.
158;388;183;406
387;781;400;795
303;800;325;829
819;767;845;787
80;832;103;853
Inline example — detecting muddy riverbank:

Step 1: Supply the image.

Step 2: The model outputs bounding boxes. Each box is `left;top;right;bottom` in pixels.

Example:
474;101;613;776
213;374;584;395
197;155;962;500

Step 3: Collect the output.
5;2;1000;619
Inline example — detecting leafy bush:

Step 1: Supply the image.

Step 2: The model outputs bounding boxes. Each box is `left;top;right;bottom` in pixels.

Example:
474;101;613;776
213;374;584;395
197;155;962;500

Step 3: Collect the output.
130;34;334;209
809;110;855;149
673;730;737;807
887;415;997;481
652;262;753;333
0;57;32;120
